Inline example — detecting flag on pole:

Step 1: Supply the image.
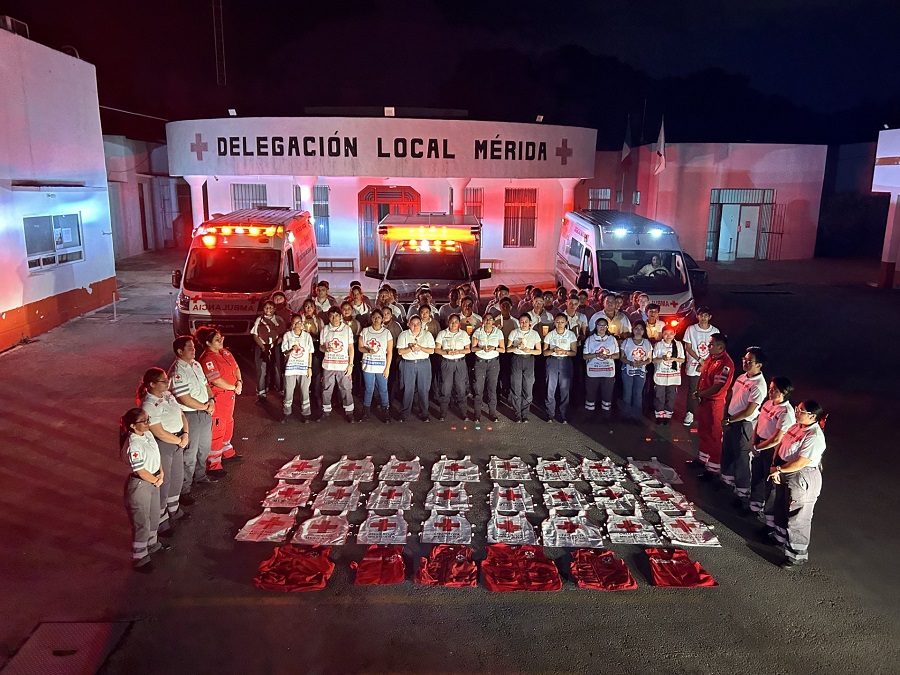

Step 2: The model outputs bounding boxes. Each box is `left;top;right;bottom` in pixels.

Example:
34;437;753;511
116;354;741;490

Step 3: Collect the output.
621;115;632;162
654;117;667;175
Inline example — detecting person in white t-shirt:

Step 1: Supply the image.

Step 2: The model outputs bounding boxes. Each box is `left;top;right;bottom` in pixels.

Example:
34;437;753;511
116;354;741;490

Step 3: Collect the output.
507;314;542;423
682;306;718;426
406;287;439;323
583;317;620;418
458;296;482;333
281;314;314;423
526;295;555;337
588;294;632;340
651;327;685;424
471;312;505;422
644;303;664;343
721;347;768;502
312;281;337;322
439;286;464;327
750;377;795;520
396;315;436;422
620;320;653;422
768;400;827;569
543;314;578;423
436;314;471;421
319;306;355;422
358;308;393;423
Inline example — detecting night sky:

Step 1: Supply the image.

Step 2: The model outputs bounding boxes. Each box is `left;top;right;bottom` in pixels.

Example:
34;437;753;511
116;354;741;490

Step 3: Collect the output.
6;0;900;146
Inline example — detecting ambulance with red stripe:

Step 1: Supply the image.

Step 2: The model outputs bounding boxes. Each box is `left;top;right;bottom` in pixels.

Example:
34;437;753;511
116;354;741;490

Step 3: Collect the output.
364;213;491;308
556;210;697;333
171;208;317;336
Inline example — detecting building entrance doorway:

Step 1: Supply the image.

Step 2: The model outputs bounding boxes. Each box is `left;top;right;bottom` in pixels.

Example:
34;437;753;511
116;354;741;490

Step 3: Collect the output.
358;186;421;271
706;188;781;261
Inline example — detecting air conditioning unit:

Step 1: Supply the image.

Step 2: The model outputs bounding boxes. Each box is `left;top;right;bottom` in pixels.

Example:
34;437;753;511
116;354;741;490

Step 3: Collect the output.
0;15;29;38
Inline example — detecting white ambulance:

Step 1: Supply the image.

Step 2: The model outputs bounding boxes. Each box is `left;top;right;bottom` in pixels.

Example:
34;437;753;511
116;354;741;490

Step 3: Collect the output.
171;208;317;336
556;210;696;330
365;213;491;307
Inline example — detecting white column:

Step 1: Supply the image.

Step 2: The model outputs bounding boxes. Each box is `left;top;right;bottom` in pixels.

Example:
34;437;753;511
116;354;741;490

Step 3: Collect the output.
447;178;471;215
292;175;318;212
183;175;207;231
877;192;900;288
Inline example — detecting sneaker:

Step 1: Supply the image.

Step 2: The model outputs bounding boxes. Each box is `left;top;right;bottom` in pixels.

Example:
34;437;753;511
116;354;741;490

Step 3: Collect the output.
256;395;267;405
419;416;430;423
398;417;407;423
486;414;499;423
472;416;481;423
546;418;554;424
515;418;523;424
560;419;568;425
780;559;807;571
195;475;218;485
148;541;172;554
683;412;694;426
522;417;530;424
438;416;446;422
207;468;228;478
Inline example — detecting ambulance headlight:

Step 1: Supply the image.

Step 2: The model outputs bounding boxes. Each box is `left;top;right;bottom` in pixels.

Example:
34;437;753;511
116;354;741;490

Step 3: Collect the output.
178;293;190;311
614;228;627;237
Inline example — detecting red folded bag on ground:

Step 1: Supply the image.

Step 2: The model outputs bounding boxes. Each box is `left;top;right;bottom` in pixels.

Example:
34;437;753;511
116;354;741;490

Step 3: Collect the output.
415;544;478;588
254;545;335;592
569;549;637;591
645;547;718;588
351;545;406;585
481;544;562;592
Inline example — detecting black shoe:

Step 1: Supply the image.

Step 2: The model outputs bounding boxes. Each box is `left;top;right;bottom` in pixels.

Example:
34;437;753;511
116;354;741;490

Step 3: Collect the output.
546;418;554;424
419;416;430;423
780;559;807;571
256;396;266;405
279;415;288;424
133;557;154;572
685;459;705;468
158;527;175;538
180;494;196;506
195;475;218;485
317;413;330;422
438;416;446;422
515;418;523;424
697;471;716;482
148;541;172;554
522;417;530;424
172;510;191;522
655;418;663;425
207;468;228;478
472;416;481;423
348;413;356;424
361;409;371;422
559;419;568;425
486;414;498;423
224;454;244;462
398;417;407;423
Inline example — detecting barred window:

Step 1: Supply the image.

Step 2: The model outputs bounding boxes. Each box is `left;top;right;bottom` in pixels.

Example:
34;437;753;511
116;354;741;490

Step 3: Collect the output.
24;213;85;271
588;188;611;210
464;187;484;219
231;183;267;210
294;184;331;246
503;188;537;248
615;190;624;203
632;191;641;205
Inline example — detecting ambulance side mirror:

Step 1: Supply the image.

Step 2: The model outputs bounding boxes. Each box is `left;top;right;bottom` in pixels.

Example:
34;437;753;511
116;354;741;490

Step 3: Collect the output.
472;268;492;281
171;270;182;289
285;272;301;291
365;267;384;281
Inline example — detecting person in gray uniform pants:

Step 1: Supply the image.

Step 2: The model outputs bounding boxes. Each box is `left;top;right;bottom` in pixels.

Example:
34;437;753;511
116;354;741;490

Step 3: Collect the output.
435;314;471;421
168;336;215;505
396;316;436;422
121;407;170;570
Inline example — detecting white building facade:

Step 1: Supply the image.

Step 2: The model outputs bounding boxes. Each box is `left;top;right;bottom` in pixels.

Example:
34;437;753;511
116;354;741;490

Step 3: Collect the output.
0;29;115;352
166;117;597;275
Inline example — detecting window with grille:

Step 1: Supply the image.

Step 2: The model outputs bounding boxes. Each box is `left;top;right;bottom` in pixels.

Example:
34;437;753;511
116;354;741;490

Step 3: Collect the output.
615;190;624;203
294;184;331;246
588;188;611;210
231;183;267;210
464;187;484;219
503;188;537;248
632;191;641;205
24;213;85;271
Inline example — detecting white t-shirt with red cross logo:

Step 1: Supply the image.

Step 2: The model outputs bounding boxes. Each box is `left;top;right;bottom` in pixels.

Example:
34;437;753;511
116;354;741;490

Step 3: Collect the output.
321;323;353;371
684;323;718;376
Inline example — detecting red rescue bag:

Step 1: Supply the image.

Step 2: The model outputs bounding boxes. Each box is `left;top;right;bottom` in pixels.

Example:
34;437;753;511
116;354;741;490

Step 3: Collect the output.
254;545;335;592
569;549;637;591
351;545;406;585
481;544;562;592
645;547;718;588
415;544;478;588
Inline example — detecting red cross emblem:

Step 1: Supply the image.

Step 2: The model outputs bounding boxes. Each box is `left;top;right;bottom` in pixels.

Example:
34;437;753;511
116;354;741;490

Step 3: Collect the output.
342;462;360;472
372;519;396;532
329;338;343;351
598;348;610;357
309;520;338;534
436;489;456;501
555;138;573;166
698;342;709;356
436;518;460;532
327;487;351;500
446;463;462;472
190;133;208;160
632;347;647;360
277;487;302;499
553;491;573;502
556;521;579;533
615;520;642;533
366;338;380;351
646;490;672;501
382;488;399;501
392;463;411;473
670;519;695;534
498;489;519;501
497;520;521;534
545;464;565;475
132;452;140;458
498;461;514;471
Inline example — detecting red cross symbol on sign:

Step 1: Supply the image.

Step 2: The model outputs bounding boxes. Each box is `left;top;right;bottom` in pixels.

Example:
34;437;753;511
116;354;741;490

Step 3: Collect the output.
292;461;311;471
633;348;647;360
330;339;343;351
342;462;360;472
190;133;208;161
277;487;303;499
499;489;519;501
309;520;338;534
555;138;573;166
554;491;573;502
587;463;604;471
670;519;695;534
446;463;462;472
545;464;565;475
436;518;460;532
392;463;411;473
436;489;456;501
616;520;642;533
382;489;399;501
328;488;350;500
372;519;396;532
646;490;672;501
498;461;514;471
497;520;521;534
132;452;140;459
556;521;579;533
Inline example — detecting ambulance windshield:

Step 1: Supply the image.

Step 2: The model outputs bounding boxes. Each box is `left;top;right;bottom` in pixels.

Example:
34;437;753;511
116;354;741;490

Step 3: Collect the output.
597;250;689;294
386;251;468;281
183;248;281;293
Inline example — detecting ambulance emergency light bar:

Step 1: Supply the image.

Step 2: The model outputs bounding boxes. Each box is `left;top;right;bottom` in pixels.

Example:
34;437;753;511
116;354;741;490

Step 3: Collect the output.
377;224;478;243
194;224;284;237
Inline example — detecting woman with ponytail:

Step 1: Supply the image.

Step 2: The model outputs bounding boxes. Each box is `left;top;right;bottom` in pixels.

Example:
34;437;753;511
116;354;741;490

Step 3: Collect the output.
121;407;169;570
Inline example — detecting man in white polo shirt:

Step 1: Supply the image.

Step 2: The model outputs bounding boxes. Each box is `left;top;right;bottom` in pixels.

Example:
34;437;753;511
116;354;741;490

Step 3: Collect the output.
721;346;768;505
168;335;216;503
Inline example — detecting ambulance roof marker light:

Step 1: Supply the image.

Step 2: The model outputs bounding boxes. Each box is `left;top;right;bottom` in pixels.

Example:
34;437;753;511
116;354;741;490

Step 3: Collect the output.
220;226;233;236
614;227;627;237
201;234;216;248
649;228;663;238
248;227;260;236
235;227;245;234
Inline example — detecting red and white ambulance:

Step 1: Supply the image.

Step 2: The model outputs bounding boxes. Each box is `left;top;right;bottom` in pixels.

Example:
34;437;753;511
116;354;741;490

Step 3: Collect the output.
171;208;317;336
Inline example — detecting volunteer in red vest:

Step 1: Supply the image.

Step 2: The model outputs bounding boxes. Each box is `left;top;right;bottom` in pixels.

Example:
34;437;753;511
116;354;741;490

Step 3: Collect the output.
121;407;169;570
768;400;827;569
543;313;578;424
281;313;314;424
251;300;287;404
197;327;242;476
749;377;795;521
471;312;505;422
138;367;188;535
168;335;216;502
359;308;393;423
651;326;685;424
721;346;768;504
682;306;719;426
583;317;619;419
693;333;735;479
319;306;355;423
507;313;542;423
